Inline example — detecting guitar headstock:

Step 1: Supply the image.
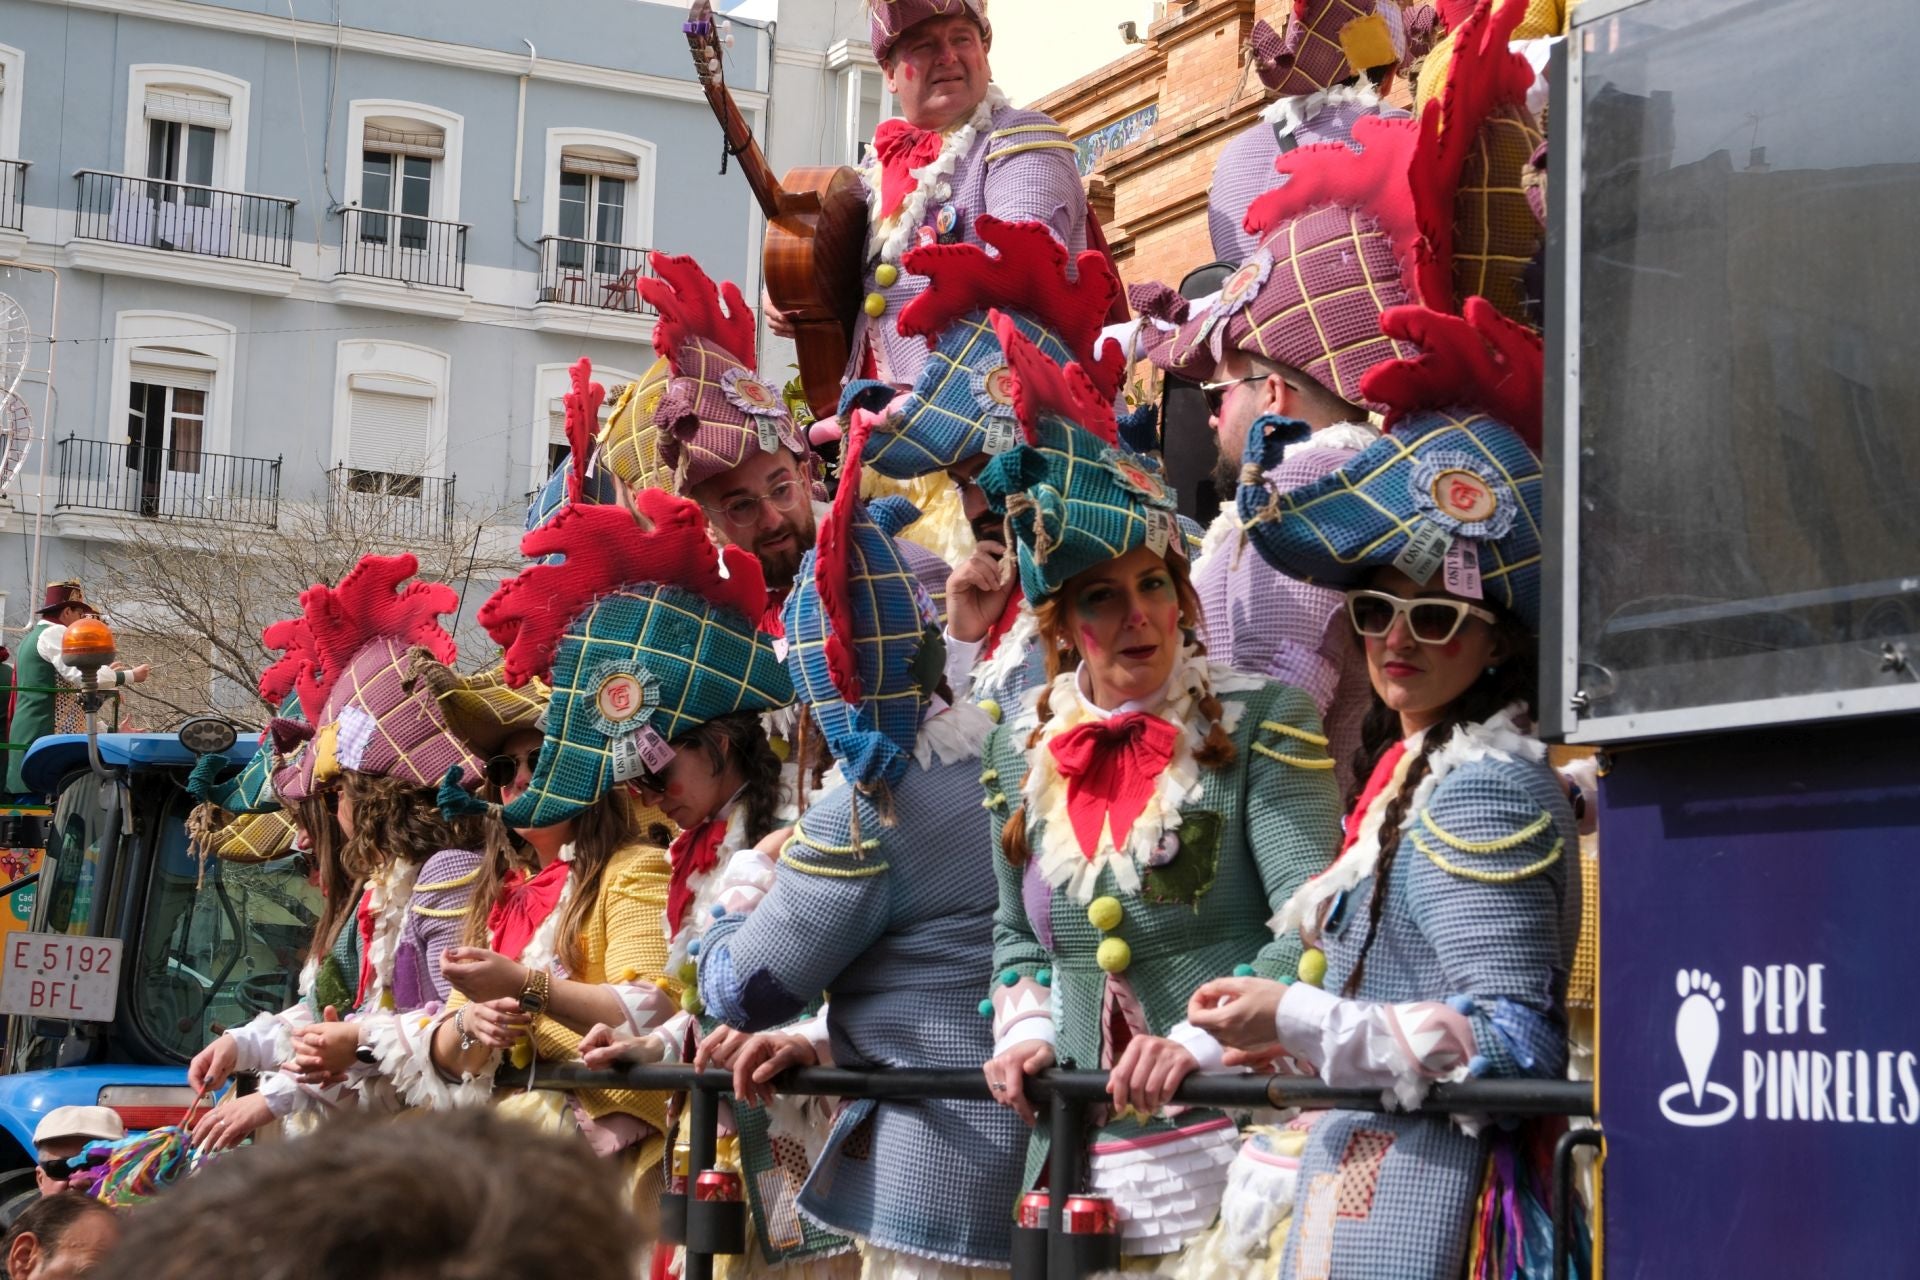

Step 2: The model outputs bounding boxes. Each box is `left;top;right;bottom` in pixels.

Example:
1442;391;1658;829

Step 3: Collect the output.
684;0;724;85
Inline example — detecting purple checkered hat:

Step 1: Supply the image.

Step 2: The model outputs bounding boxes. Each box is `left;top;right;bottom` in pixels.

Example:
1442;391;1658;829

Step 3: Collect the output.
636;254;810;495
1151;113;1423;411
868;0;990;61
1252;0;1408;97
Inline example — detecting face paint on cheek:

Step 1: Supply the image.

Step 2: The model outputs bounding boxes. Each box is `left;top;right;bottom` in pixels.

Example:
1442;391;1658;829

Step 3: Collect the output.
665;780;685;799
903;64;914;80
1439;636;1463;659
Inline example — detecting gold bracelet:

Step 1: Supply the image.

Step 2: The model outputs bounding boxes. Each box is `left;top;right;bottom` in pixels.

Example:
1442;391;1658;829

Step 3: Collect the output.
518;966;552;1016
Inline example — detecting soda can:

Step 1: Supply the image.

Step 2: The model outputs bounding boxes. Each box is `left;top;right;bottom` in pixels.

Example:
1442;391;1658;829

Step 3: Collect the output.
1015;1190;1051;1229
694;1169;745;1203
1061;1195;1118;1235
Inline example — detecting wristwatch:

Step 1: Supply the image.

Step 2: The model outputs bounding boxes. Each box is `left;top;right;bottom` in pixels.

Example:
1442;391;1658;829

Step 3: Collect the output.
518;967;552;1017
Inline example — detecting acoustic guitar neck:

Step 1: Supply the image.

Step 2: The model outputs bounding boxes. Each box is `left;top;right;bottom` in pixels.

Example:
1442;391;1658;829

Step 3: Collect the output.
684;3;809;222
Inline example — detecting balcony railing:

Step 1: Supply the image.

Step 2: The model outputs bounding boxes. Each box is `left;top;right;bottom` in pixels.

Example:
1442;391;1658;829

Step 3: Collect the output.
73;170;296;268
536;236;651;312
337;207;469;290
0;159;26;232
325;465;457;543
55;435;281;528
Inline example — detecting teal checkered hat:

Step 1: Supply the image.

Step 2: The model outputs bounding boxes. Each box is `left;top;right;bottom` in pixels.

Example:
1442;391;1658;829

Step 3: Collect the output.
839;217;1124;480
481;486;792;829
974;310;1182;605
1236;300;1547;627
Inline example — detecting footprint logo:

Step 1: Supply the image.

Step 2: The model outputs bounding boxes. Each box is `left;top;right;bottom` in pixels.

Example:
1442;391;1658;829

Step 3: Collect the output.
1658;968;1738;1127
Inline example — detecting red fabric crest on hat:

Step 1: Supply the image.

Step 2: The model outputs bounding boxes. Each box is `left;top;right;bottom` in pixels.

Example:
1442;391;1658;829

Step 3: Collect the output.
481;488;766;689
564;357;605;503
1244;114;1422;290
1358;298;1544;450
815;414;870;705
637;254;758;373
897;216;1124;400
989;309;1118;448
270;556;459;721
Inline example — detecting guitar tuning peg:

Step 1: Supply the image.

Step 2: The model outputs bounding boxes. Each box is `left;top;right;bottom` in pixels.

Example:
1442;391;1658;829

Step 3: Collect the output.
707;55;722;74
719;19;735;47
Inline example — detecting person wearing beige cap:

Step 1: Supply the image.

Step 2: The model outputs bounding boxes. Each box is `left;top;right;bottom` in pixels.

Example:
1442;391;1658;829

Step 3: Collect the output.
30;1107;123;1196
5;581;152;795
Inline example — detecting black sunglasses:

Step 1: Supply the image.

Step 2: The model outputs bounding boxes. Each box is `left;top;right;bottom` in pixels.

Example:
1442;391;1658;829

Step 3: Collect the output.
485;747;540;789
38;1155;80;1180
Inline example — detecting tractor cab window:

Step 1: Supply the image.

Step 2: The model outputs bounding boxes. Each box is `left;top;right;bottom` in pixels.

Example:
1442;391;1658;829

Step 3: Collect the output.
40;772;114;938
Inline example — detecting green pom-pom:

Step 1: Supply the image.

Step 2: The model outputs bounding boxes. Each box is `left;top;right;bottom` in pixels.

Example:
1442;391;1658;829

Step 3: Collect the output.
1233;963;1256;978
978;999;994;1017
1036;968;1052;988
999;968;1019;986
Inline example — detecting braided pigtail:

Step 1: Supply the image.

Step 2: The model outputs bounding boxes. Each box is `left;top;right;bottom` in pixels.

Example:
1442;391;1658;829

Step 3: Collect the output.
1341;721;1452;997
1193;687;1238;769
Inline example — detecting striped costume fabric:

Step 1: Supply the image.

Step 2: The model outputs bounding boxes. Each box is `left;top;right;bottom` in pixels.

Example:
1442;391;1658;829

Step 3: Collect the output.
783;499;943;789
851;99;1088;389
697;756;1027;1267
502;584;792;830
1280;732;1578;1280
389;847;482;1013
1236;406;1546;627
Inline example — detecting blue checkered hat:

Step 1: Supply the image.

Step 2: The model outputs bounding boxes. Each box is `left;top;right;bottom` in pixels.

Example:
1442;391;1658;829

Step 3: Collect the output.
783;418;945;789
839;217;1124;480
1235;301;1547;628
972;311;1182;605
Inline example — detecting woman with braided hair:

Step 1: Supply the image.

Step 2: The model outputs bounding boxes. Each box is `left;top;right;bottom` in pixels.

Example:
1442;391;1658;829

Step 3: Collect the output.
971;314;1343;1264
1187;301;1580;1279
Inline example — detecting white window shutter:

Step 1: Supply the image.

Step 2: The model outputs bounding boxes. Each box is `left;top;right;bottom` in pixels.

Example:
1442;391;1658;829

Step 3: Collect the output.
560;150;640;181
129;360;212;394
348;390;432;476
145;89;233;130
364;122;446;160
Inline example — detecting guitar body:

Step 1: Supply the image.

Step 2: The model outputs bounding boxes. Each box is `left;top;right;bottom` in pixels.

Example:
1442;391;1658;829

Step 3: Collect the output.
763;166;869;421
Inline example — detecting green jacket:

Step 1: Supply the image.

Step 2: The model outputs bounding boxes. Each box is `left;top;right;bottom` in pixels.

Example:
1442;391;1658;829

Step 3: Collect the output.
7;621;123;795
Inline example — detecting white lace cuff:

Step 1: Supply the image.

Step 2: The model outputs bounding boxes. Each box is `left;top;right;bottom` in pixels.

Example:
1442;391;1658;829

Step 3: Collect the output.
362;1008;496;1110
1167;1019;1244;1074
228;1006;312;1073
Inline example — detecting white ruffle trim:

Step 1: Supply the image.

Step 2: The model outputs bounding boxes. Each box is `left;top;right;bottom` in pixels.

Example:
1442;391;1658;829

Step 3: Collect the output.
1405;702;1544;816
846;1241;1008;1279
665;805;752;975
1214;1128;1303;1263
860;85;1011;268
913;700;994;769
363;1008;495;1110
1260;80;1381;136
1295;420;1381;455
1088;1123;1239;1254
970;606;1039;697
1023;652;1257;904
363;858;424;1011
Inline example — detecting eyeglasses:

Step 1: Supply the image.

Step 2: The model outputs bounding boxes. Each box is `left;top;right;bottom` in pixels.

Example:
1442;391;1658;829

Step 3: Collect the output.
1198;373;1266;415
38;1155;78;1180
707;478;807;530
1345;589;1498;645
485;748;540;789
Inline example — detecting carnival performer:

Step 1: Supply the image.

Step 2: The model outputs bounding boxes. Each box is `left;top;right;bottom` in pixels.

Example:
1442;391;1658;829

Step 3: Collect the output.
185;555;488;1145
1207;0;1420;267
836;214;1126;727
968;314;1342;1263
695;406;1025;1277
1186;300;1579;1280
5;581;149;794
594;255;950;639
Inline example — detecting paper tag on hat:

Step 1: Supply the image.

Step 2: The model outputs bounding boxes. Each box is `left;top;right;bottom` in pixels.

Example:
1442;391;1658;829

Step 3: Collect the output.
1443;538;1484;600
1145;508;1171;558
609;724;676;782
983;415;1019;456
1393;520;1452;585
756;416;782;455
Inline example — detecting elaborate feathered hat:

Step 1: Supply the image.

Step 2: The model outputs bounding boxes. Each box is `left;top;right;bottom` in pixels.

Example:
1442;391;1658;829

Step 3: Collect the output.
783;412;946;789
976;312;1182;606
839;216;1124;480
479;461;792;828
636;255;809;494
1235;297;1546;626
262;554;473;801
868;0;990;62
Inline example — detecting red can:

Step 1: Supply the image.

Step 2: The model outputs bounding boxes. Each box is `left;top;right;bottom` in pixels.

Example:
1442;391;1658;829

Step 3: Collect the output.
694;1169;744;1203
1061;1195;1118;1235
1015;1190;1051;1229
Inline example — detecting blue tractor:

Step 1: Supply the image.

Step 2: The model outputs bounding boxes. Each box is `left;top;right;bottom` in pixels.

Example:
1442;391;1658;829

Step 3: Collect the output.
0;731;319;1211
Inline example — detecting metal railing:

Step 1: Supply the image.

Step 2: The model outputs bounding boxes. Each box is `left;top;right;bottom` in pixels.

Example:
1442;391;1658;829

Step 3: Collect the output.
337;207;469;290
0;159;26;232
513;1062;1599;1280
73;170;296;268
54;435;281;527
324;465;457;542
536;236;651;312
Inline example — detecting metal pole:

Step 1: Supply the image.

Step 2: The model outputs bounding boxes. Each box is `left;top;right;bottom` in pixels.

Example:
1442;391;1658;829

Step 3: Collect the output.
1552;1128;1603;1280
683;1082;719;1280
1046;1089;1082;1280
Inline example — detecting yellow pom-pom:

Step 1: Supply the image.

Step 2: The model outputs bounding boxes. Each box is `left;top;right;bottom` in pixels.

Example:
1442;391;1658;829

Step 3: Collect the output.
1087;896;1123;933
978;698;1003;724
875;263;900;287
1297;948;1327;988
678;961;698;985
769;736;791;762
681;987;704;1015
1097;937;1132;974
510;1039;533;1070
863;292;888;318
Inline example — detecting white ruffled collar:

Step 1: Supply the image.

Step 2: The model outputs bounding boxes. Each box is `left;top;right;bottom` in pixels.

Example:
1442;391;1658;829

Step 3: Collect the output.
1020;649;1258;903
1261;81;1381;138
860;85;1011;268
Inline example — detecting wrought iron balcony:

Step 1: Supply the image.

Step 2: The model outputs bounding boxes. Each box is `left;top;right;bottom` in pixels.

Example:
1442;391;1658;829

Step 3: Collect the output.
0;159;26;232
72;170;296;268
54;435;282;528
536;236;652;312
337;207;468;290
325;465;457;543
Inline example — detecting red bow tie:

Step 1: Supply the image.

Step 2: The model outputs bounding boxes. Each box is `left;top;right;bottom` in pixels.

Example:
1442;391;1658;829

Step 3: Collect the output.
872;119;948;220
1047;713;1180;862
666;818;729;937
487;858;572;963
